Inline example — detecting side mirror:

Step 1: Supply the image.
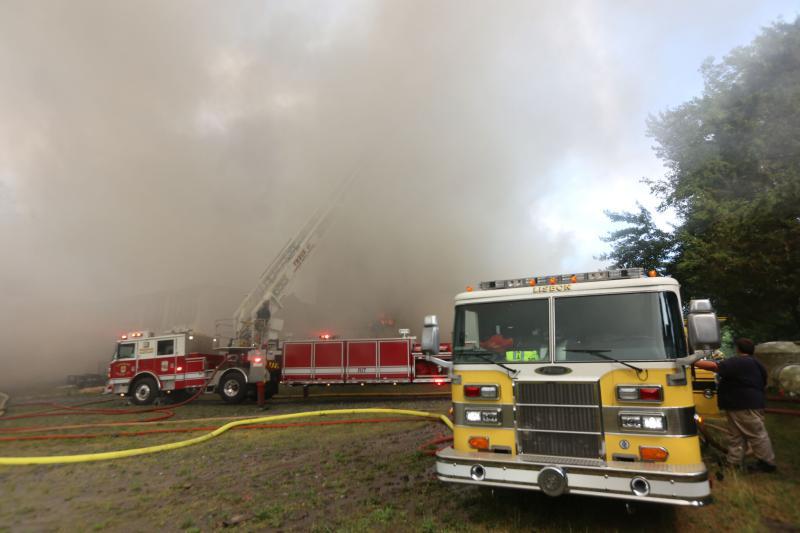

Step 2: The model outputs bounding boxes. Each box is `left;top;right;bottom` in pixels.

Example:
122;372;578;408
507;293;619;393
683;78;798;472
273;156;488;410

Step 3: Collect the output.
687;299;721;350
421;315;440;355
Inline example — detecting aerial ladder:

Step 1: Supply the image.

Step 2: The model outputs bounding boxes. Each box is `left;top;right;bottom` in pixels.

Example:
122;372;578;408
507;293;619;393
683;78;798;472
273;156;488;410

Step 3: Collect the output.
219;176;354;350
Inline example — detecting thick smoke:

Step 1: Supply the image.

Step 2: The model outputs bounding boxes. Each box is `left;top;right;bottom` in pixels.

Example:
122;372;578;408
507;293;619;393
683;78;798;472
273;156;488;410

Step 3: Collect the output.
0;1;785;386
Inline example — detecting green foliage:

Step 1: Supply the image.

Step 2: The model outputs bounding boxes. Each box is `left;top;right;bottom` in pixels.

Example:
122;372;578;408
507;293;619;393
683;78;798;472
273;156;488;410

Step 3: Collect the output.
598;203;676;274
604;17;800;341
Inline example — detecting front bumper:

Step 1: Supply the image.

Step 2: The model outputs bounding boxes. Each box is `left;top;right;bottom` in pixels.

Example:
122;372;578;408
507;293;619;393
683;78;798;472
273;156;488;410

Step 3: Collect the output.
108;378;131;395
436;447;711;506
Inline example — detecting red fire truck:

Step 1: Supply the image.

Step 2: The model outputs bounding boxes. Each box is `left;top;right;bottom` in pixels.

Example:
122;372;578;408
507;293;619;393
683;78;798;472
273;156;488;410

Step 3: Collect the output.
107;330;449;405
107;330;280;405
106;178;450;404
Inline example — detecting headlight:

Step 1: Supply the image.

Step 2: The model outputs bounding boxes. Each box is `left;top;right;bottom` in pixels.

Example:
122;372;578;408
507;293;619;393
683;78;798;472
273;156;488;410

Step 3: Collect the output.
620;415;643;429
619;413;666;431
642;415;666;431
464;409;502;425
481;411;500;423
465;410;482;422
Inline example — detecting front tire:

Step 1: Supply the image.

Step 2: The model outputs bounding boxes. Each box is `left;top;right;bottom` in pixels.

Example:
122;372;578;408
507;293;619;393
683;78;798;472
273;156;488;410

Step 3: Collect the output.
130;376;159;405
218;372;247;404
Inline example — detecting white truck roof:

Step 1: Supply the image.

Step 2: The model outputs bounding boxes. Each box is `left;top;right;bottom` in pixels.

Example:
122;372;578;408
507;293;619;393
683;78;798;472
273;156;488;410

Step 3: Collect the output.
456;275;680;304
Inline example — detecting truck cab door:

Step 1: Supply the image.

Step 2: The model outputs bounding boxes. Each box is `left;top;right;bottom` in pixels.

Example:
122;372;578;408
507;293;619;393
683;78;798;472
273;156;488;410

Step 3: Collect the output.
154;338;178;382
110;342;137;380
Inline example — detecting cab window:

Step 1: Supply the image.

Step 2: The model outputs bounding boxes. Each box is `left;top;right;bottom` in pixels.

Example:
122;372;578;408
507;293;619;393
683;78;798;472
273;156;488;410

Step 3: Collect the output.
453;299;550;363
554;291;687;361
157;339;175;356
117;343;135;359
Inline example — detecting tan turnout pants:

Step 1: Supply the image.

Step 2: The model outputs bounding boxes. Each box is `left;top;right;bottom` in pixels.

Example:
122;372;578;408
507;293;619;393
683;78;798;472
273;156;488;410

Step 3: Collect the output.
725;409;775;465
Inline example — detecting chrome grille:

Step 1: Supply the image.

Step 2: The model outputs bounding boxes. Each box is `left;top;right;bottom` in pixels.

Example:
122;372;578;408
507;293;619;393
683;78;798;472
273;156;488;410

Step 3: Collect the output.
516;381;598;405
518;432;602;459
515;381;603;459
516;405;600;432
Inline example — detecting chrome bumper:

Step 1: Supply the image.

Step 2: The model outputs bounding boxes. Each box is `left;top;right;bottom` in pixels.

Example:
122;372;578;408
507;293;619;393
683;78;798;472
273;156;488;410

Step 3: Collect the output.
436;447;711;506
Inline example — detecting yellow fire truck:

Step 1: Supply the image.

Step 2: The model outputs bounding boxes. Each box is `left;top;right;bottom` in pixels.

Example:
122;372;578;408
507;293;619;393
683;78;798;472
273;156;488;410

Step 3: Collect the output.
421;267;720;506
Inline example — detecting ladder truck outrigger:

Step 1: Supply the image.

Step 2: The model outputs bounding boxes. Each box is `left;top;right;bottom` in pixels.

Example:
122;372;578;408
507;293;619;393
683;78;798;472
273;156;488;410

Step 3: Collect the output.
421;267;721;506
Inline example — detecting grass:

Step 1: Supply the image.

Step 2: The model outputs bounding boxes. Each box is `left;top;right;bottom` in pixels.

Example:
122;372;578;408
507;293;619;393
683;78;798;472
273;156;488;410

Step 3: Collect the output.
0;389;798;531
676;413;800;531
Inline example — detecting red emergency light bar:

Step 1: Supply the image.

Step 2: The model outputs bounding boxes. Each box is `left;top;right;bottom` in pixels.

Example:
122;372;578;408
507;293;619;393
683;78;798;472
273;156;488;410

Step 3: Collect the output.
479;267;648;291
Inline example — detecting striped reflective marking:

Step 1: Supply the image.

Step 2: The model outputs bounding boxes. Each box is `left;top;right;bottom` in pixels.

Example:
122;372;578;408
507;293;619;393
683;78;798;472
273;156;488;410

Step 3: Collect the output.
346;367;378;373
379;366;412;373
283;368;313;375
314;367;344;374
345;366;410;373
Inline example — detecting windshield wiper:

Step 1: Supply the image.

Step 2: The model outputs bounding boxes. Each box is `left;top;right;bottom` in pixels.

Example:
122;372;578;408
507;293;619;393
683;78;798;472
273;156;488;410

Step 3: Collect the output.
566;348;644;374
455;348;519;376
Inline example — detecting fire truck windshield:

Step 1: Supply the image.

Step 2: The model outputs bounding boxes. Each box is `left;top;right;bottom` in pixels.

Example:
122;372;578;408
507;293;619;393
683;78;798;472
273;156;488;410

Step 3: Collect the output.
453;299;549;364
453;291;686;364
116;343;135;359
555;291;686;361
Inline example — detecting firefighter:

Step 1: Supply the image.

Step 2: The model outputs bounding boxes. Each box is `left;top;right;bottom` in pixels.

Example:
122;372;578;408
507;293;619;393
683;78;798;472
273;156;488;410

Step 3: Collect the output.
693;338;777;472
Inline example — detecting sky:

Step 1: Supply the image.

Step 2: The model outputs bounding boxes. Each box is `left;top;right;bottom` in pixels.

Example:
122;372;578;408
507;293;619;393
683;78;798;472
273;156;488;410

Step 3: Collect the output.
0;1;797;385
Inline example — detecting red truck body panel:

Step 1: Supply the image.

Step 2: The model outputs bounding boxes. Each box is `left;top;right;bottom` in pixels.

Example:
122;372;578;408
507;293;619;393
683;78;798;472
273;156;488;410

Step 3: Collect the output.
108;353;224;391
281;338;451;385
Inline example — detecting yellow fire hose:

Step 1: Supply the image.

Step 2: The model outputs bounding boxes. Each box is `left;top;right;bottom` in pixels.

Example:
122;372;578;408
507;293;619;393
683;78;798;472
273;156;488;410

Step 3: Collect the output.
0;408;453;466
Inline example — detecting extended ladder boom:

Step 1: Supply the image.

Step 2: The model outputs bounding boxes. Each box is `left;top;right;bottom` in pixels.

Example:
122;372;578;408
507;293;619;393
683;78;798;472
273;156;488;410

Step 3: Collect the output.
232;176;354;345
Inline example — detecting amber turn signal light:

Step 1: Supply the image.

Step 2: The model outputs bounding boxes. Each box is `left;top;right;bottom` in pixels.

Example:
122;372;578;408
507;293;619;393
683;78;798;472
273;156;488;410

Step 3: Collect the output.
468;436;490;450
639;446;669;462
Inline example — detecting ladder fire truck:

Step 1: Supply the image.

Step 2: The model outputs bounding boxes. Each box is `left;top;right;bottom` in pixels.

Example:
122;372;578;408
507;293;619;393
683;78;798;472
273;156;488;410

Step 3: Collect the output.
421;267;720;506
107;179;450;404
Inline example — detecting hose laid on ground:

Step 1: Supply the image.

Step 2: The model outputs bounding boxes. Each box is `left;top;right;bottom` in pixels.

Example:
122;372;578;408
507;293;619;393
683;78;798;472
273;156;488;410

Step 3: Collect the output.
2;387;195;421
0;363;236;423
767;396;800;404
697;419;728;454
0;414;273;434
418;435;453;456
765;407;800;416
0;417;430;442
0;408;453;466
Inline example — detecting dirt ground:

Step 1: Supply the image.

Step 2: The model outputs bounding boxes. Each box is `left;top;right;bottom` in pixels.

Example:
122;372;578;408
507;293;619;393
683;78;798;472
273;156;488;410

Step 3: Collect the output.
0;387;798;532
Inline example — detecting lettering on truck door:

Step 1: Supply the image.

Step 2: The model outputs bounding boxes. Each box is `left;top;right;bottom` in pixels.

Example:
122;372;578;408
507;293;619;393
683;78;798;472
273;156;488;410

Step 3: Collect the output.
111;342;137;381
154;338;177;381
136;339;155;376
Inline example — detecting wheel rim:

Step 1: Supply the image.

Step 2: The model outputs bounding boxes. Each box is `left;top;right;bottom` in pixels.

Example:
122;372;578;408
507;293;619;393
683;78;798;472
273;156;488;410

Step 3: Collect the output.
223;379;240;397
135;383;151;401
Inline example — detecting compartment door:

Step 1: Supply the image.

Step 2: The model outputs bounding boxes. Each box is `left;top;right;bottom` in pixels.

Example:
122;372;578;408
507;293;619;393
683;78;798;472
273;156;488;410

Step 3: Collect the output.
347;341;378;382
283;343;313;381
313;342;345;381
378;340;412;381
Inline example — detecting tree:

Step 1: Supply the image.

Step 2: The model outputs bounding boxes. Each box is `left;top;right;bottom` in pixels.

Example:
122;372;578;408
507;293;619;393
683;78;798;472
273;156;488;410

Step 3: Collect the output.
604;18;800;340
598;204;676;275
